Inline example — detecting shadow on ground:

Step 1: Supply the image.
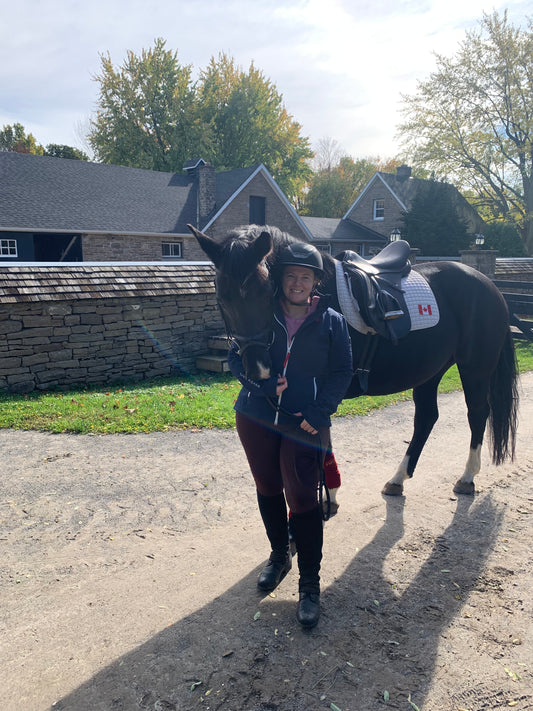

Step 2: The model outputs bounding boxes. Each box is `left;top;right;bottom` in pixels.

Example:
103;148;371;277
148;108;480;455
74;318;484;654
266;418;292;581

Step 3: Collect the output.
50;492;501;711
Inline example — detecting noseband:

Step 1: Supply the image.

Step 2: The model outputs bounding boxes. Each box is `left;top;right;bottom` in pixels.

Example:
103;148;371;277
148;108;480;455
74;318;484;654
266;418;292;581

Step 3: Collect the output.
227;327;274;357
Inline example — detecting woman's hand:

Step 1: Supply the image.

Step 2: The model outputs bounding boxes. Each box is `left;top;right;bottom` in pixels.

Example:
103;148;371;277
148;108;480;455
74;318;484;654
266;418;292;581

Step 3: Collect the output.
276;375;288;397
294;412;318;435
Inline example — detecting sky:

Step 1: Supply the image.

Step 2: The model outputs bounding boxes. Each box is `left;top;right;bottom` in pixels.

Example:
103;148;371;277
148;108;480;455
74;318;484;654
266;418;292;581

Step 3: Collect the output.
1;0;530;162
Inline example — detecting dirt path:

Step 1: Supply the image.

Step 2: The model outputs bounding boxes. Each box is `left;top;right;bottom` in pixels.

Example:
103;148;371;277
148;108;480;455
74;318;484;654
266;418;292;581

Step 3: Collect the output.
2;373;532;711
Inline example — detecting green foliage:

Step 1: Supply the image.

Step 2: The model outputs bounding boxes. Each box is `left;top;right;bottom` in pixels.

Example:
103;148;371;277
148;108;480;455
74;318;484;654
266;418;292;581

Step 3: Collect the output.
44;144;90;161
198;53;312;201
401;180;471;255
0;122;44;154
302;156;401;217
89;38;204;172
482;222;527;257
88;42;312;200
398;11;533;255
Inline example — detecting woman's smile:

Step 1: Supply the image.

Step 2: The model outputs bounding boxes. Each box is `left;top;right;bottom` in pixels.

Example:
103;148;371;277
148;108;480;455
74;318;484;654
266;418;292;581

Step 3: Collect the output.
281;266;317;309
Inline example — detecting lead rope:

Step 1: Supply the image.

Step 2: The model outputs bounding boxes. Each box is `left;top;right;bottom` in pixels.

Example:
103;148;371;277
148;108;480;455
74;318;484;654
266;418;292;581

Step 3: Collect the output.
267;319;330;520
317;431;331;522
273;338;293;425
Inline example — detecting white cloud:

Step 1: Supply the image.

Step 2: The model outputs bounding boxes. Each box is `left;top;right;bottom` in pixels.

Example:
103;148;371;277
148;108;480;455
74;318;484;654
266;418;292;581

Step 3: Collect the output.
0;0;530;159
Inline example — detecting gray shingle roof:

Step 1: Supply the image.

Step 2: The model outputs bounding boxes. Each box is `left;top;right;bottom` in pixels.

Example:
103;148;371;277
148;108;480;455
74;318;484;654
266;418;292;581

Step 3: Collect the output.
0;263;215;302
0;152;257;235
301;216;387;243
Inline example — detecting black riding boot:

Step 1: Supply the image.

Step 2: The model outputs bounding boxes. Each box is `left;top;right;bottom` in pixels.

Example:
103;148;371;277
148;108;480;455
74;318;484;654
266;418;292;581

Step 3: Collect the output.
290;505;323;628
256;492;292;592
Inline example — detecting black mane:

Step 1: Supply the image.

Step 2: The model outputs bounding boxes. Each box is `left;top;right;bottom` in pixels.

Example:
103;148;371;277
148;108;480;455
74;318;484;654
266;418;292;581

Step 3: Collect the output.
218;224;335;286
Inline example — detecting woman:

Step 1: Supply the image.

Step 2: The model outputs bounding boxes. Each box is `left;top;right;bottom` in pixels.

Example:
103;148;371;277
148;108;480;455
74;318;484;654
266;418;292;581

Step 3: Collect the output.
228;242;353;628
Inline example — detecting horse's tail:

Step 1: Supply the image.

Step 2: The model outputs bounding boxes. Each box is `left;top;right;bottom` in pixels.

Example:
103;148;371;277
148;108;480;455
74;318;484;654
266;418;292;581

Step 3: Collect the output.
488;329;519;465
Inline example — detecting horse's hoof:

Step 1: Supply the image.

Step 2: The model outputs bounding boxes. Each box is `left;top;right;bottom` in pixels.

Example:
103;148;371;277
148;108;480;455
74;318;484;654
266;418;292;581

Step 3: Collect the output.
382;482;404;497
453;480;475;496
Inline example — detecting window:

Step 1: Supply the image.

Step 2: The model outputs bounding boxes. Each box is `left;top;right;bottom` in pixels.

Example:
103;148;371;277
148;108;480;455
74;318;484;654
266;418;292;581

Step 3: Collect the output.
161;241;182;258
249;196;266;225
0;238;18;257
373;199;385;220
315;244;332;255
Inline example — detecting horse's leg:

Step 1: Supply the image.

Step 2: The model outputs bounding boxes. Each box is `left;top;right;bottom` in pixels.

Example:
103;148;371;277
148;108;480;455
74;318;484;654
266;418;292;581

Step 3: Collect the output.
452;370;491;495
382;372;444;496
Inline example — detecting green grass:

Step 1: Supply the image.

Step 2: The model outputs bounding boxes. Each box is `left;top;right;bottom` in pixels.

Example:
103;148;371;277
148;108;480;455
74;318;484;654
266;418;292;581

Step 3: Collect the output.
1;341;532;434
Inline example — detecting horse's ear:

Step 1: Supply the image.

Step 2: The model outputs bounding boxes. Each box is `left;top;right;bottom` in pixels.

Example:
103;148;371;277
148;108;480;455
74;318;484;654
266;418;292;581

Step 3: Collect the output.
188;224;222;267
254;230;273;262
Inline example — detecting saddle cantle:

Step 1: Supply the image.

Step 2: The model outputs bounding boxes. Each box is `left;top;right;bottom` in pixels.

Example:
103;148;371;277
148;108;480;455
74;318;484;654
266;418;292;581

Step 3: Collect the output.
338;240;412;344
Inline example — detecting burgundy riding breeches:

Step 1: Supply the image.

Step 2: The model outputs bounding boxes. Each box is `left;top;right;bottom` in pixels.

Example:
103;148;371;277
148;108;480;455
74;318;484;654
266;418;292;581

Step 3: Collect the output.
235;411;329;514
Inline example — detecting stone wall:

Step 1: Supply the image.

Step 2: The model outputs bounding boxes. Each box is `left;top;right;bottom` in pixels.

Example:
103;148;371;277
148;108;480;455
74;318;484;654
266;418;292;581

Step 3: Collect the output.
0;264;224;394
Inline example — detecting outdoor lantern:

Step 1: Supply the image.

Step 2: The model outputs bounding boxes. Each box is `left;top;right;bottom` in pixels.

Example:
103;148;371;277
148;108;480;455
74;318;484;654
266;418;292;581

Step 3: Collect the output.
474;233;485;247
389;228;401;242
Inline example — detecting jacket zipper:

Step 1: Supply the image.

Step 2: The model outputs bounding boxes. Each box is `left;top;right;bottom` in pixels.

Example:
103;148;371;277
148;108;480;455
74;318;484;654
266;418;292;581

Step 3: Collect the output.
274;315;292;425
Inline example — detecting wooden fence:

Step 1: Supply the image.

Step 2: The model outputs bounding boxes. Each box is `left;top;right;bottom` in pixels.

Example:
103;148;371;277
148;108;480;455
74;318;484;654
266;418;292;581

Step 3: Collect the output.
493;280;533;341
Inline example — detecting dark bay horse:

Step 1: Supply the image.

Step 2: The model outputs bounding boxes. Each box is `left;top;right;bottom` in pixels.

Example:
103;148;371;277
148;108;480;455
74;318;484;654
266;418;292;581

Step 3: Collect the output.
189;224;519;496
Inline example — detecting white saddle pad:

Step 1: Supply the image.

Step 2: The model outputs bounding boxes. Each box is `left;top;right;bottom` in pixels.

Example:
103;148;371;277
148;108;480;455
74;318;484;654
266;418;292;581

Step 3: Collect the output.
335;261;440;336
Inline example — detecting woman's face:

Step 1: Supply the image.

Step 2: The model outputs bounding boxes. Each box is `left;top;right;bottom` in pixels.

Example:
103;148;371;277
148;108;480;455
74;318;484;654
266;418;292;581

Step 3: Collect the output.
281;265;317;306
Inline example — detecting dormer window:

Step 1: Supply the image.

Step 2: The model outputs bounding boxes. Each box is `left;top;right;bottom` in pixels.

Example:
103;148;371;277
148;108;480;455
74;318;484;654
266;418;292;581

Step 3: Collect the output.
373;199;384;221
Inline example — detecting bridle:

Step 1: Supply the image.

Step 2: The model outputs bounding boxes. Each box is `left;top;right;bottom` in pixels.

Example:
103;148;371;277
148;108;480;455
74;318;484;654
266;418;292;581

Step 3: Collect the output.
216;262;275;358
216;296;274;358
227;326;274;358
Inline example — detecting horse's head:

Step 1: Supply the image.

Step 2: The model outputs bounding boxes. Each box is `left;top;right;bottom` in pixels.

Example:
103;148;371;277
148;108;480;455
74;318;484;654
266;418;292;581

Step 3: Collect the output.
188;224;276;381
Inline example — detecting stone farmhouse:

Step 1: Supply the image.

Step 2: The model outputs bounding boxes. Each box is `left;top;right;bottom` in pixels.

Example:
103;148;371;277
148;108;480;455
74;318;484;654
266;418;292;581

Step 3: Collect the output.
0;152;313;262
344;164;486;247
0;152;391;262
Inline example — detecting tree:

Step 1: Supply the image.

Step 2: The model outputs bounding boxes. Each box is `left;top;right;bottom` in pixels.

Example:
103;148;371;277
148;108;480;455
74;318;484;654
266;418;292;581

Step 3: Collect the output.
44;144;90;160
197;53;313;200
0;123;43;154
88;43;313;201
301;154;401;217
398;12;533;255
312;137;346;172
483;222;526;257
400;180;471;256
88;39;205;172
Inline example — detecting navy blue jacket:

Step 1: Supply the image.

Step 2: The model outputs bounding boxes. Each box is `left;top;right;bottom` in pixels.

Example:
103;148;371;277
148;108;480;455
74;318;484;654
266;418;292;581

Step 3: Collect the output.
228;297;353;429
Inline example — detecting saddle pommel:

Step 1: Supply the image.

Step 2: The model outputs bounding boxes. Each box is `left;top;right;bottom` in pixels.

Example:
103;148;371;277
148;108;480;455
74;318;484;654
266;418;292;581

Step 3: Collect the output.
341;240;411;277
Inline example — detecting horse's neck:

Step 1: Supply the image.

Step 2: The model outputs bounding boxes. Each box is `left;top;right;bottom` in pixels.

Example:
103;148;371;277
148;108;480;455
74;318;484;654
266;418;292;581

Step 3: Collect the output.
321;258;341;310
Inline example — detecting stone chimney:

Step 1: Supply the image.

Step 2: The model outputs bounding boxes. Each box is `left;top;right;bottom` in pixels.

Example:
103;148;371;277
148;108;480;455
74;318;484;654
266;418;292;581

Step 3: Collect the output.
184;159;216;226
396;164;412;181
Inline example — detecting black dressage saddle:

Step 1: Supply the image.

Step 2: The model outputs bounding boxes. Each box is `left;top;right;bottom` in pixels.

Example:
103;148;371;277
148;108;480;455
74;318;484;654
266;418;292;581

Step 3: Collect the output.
338;239;413;344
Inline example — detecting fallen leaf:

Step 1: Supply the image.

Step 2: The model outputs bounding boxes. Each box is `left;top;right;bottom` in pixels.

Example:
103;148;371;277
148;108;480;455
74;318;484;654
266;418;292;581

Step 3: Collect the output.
253;611;261;621
384;690;390;702
505;668;521;681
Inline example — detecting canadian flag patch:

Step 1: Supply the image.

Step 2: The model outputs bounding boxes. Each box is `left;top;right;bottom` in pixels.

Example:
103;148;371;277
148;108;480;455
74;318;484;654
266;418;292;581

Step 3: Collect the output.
418;304;433;316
